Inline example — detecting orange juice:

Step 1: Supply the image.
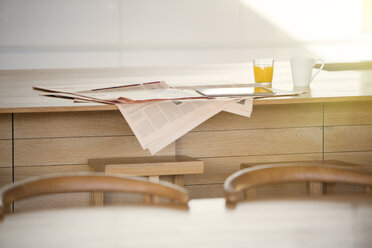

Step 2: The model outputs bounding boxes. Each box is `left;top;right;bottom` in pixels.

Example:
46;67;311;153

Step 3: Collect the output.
254;65;273;93
254;65;273;84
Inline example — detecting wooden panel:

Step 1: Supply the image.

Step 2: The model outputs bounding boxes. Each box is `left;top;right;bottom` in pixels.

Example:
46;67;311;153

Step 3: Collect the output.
14;193;92;213
186;182;311;200
195;103;323;131
0;114;12;139
0;140;12;167
14;165;91;180
177;127;323;158
255;183;308;198
184;153;322;185
186;183;308;200
15;136;175;166
186;184;225;199
14;165;92;212
14;111;133;138
104;192;144;205
240;160;365;170
334;184;366;194
324;101;372;126
0;115;15;188
324;125;372;152
106;161;203;176
324;151;372;172
0;167;12;188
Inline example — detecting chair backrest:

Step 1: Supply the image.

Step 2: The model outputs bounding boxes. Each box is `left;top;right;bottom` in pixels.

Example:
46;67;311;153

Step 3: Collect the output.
0;173;189;219
224;164;372;208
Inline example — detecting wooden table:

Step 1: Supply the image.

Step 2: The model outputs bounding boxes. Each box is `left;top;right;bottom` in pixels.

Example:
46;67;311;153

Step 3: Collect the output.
1;197;372;248
0;63;372;210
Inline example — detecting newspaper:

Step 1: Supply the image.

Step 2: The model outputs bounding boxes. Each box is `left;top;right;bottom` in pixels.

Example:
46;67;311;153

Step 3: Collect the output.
148;98;253;154
222;98;254;117
116;97;250;154
34;81;208;103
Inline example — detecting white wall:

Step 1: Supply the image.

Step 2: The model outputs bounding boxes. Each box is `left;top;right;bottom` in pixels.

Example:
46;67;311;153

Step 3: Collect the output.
0;0;371;69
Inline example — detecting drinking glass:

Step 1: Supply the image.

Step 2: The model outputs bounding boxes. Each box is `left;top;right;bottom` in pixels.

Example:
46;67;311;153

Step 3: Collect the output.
253;58;274;92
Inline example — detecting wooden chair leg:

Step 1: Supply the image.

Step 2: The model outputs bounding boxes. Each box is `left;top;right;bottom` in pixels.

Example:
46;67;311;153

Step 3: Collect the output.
307;182;322;196
92;191;104;206
149;176;160;203
323;183;336;195
174;175;184;187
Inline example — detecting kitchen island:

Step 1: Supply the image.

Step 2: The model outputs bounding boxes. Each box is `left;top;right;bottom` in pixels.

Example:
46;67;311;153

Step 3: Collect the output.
1;63;371;210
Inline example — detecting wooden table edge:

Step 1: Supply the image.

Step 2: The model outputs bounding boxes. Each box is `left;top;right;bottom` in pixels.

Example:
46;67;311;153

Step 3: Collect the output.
1;95;372;114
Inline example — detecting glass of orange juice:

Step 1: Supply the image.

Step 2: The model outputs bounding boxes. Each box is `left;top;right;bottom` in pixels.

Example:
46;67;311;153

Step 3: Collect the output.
253;58;274;92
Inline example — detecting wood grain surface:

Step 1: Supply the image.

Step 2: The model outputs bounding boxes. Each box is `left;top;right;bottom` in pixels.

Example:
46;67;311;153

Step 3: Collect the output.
177;127;323;157
0;140;12;168
324;101;372;126
324;125;372;152
0;114;12;139
14;111;132;138
195;103;323;131
14;136;175;166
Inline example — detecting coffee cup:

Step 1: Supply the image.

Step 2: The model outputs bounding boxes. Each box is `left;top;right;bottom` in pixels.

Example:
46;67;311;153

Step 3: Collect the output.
290;57;324;87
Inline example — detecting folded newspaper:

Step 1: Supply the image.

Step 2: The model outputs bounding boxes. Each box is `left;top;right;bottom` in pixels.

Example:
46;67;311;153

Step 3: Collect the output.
33;81;300;154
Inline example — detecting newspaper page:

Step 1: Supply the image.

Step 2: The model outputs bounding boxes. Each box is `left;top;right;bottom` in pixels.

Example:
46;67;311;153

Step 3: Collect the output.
33;81;145;94
146;99;242;154
35;81;208;103
115;99;232;150
34;81;167;103
116;96;254;154
222;97;254;117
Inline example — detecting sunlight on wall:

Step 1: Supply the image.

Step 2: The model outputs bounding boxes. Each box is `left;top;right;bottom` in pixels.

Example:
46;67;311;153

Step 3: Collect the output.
240;0;372;61
362;0;372;33
240;0;363;41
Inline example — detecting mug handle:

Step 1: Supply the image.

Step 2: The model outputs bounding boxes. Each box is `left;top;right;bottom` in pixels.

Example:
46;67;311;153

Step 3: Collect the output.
311;59;325;82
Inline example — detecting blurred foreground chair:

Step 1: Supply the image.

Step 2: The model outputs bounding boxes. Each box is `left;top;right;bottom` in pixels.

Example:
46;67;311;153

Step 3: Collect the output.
0;173;189;220
240;160;365;197
224;164;372;208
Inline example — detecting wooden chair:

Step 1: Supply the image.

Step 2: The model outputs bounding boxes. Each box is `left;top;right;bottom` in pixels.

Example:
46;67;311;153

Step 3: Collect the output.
224;164;372;208
240;160;365;196
88;156;203;206
0;172;189;220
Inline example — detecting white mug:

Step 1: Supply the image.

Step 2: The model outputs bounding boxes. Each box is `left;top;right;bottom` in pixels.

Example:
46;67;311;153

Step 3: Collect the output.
290;57;325;86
